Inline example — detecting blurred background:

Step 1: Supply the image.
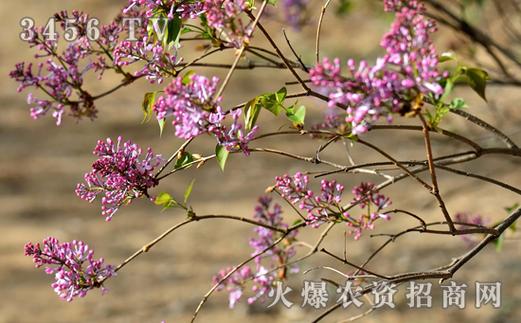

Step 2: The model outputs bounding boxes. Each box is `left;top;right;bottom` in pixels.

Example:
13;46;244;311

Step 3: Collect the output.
1;0;521;322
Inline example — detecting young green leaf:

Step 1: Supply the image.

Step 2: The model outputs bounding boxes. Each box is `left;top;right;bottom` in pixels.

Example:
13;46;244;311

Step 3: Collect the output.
142;92;157;123
460;67;489;101
158;118;166;137
215;144;229;171
175;151;194;170
286;105;306;127
184;179;196;204
244;97;261;131
155;192;179;210
275;87;287;103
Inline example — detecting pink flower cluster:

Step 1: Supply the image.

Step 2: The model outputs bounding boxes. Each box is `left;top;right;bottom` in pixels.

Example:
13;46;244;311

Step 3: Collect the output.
204;0;251;48
215;196;298;308
310;0;446;134
124;0;204;20
275;172;345;227
124;0;250;48
274;174;392;237
24;237;115;302
154;74;258;154
113;37;179;84
9;11;129;125
349;182;392;239
76;137;162;221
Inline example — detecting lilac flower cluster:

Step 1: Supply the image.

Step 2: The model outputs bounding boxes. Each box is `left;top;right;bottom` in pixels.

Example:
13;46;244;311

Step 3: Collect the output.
76;137;162;221
9;11;130;125
349;182;392;239
113;37;179;84
214;196;298;308
153;74;258;154
274;174;392;237
203;0;251;48
309;0;446;134
124;0;204;20
24;237;115;302
275;172;345;227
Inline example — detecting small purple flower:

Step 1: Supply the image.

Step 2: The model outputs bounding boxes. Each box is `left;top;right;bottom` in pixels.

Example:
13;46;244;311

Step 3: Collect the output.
76;136;162;220
24;237;115;302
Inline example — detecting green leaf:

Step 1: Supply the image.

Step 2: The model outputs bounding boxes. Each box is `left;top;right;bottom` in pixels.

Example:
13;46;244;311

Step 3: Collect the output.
336;0;353;16
460;67;489;101
450;97;468;110
158;118;166;137
175;151;194;170
286;105;306;127
504;203;519;214
494;233;505;252
166;15;182;46
244;97;261;131
155;192;172;206
182;70;196;85
439;52;456;63
184;179;196;204
155;192;179;210
292;219;304;226
275;87;287;103
215;145;229;171
428;98;467;127
142;92;157;123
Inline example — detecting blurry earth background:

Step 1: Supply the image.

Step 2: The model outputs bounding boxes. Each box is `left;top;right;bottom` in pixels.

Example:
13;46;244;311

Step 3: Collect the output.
1;1;520;322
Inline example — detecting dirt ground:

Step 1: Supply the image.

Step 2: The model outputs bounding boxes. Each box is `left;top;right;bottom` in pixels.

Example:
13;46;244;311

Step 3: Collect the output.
1;1;520;322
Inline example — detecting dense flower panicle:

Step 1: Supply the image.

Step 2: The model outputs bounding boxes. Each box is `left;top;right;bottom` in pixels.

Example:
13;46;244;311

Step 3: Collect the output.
154;74;222;138
203;0;251;48
215;196;298;307
309;0;445;135
75;137;162;220
24;237;115;302
154;74;257;153
113;37;179;84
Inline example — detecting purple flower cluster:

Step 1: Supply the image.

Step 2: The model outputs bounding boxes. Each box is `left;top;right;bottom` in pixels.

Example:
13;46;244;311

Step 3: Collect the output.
215;196;297;308
113;37;179;84
274;174;392;237
124;0;204;20
348;182;392;239
275;172;345;227
24;237;115;302
204;0;251;48
154;74;258;154
9;11;131;125
76;137;162;221
281;0;309;30
309;0;446;134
